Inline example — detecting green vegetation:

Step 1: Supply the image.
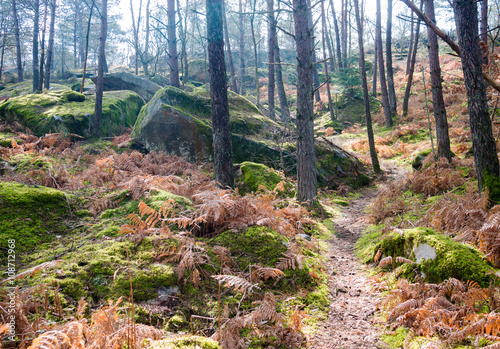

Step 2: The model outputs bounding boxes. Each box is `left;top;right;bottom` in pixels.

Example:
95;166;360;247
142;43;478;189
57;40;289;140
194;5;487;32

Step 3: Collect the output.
238;161;284;193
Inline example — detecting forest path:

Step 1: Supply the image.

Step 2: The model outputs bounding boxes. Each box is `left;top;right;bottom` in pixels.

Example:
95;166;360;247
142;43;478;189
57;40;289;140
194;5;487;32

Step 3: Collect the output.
309;160;408;349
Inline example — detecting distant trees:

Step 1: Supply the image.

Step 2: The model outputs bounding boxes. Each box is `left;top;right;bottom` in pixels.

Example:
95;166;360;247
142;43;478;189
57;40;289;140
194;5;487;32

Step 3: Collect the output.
12;0;22;82
376;0;392;127
93;0;108;138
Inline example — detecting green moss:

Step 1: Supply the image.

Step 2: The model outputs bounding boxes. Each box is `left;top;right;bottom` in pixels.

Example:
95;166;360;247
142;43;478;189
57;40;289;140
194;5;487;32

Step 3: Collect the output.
365;227;494;286
238;161;284;193
483;172;500;205
0;90;144;137
411;149;433;170
149;335;221;349
0;132;23;147
213;226;288;268
8;153;53;173
0;182;75;252
305;282;330;313
381;327;410;348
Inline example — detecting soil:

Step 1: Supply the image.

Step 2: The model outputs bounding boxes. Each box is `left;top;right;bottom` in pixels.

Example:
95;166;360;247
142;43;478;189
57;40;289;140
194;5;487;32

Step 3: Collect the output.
309;161;409;349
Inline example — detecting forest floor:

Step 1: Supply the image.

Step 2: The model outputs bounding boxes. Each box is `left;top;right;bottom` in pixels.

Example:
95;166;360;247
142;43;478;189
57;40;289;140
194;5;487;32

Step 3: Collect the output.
310;157;409;349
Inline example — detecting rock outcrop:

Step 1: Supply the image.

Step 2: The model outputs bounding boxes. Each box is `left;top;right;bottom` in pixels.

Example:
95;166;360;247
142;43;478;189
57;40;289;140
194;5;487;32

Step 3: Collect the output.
91;72;162;101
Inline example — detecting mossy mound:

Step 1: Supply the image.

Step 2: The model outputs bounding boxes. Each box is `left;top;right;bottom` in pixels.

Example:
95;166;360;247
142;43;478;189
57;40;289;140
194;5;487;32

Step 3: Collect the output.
1;80;70;97
237;161;286;194
0;182;76;252
148;335;221;349
6;153;53;173
187;59;210;84
0;89;144;137
359;227;494;286
213;226;288;268
0;132;23;147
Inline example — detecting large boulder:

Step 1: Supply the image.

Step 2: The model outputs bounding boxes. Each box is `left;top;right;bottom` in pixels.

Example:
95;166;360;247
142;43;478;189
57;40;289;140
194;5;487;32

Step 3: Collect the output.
0;89;144;137
131;86;296;168
91;72;162;101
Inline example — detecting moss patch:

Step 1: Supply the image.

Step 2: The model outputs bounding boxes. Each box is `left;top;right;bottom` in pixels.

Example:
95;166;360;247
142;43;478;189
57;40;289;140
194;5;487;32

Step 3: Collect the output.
0;182;75;252
0;132;23;147
149;335;221;349
362;227;494;286
237;161;285;194
0;90;144;137
213;226;288;268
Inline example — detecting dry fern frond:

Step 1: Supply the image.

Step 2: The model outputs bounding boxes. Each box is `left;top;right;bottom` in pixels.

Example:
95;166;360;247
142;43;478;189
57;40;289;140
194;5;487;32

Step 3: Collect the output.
212;275;259;294
249;265;285;283
395;256;415;265
379;256;393;268
247;293;283;325
289;306;307;332
27;330;71;349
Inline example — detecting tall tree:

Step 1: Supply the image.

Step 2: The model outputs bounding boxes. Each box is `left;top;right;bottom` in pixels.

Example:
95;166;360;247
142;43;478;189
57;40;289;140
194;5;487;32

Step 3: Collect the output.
93;0;107;138
403;0;422;116
425;0;452;161
39;0;48;92
12;0;23;82
223;1;238;92
44;0;57;90
321;0;335;120
453;0;500;201
275;41;290;122
130;0;141;75
372;31;378;96
238;0;245;95
406;10;414;75
168;0;180;87
306;0;320;102
80;0;95;93
353;0;380;173
294;0;317;204
329;0;343;70
386;0;397;116
143;0;151;76
376;0;392;127
33;0;40;92
207;0;234;188
268;0;276;120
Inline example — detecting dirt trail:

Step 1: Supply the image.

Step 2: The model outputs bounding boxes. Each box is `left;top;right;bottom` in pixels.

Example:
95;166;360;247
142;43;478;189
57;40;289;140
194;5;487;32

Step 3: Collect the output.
309;162;408;349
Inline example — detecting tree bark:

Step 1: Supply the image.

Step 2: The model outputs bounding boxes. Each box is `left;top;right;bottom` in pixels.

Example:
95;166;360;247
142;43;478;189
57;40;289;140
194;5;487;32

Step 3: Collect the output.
177;0;189;84
93;0;107;138
39;1;48;92
481;0;488;64
307;0;320;102
250;0;260;106
207;0;234;188
238;0;245;95
143;0;150;76
376;0;392;127
294;0;317;204
168;0;180;87
403;0;422;116
223;1;238;92
386;0;397;116
321;0;335;121
454;0;500;201
267;0;276;120
12;0;23;82
353;0;380;173
372;31;378;97
130;0;142;75
44;0;57;90
80;0;94;93
33;0;40;92
425;0;452;162
341;0;348;67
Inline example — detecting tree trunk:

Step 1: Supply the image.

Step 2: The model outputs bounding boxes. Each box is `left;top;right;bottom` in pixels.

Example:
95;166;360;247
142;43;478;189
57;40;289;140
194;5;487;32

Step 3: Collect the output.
12;0;23;82
425;0;452;162
321;0;335;121
77;0;84;67
267;0;276;120
0;29;6;81
39;1;48;92
223;2;238;92
341;0;348;67
275;40;290;122
353;0;380;173
481;0;488;64
403;0;422;116
44;0;57;90
372;31;378;96
329;0;343;70
250;0;260;106
386;0;397;116
307;0;320;102
143;0;150;76
168;0;180;87
130;0;142;75
406;10;414;75
93;0;107;138
73;1;77;69
326;19;335;72
207;0;234;188
33;0;40;92
80;0;95;93
294;0;317;204
454;0;500;201
376;0;392;127
179;0;189;83
239;0;245;95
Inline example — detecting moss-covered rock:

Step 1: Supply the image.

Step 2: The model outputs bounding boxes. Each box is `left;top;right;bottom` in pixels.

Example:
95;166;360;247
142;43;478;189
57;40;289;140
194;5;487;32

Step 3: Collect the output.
187;59;210;84
0;182;75;252
237;161;285;193
362;227;494;286
0;132;23;148
0;89;144;137
411;149;433;170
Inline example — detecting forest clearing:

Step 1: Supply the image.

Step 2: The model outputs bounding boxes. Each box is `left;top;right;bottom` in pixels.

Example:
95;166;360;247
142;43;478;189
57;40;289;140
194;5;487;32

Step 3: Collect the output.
2;0;500;348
